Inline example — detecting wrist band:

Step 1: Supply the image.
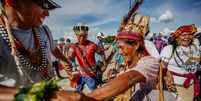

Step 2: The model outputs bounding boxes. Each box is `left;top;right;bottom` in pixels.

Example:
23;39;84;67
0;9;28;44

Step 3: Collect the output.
61;59;72;65
162;73;167;76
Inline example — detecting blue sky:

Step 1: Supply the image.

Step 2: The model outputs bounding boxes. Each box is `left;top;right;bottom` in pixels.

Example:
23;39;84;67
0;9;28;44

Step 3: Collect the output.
44;0;201;43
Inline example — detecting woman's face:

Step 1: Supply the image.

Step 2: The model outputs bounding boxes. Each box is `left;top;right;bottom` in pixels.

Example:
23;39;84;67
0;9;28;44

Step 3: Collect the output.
176;32;194;46
117;40;137;63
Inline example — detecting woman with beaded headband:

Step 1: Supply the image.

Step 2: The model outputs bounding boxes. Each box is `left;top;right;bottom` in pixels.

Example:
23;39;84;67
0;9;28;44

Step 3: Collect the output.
85;0;175;97
159;25;200;101
0;0;97;101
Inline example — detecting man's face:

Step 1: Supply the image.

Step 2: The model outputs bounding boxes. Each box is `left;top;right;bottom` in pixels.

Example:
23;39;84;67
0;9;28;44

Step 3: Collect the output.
98;36;103;42
158;36;162;39
16;0;49;29
76;34;88;45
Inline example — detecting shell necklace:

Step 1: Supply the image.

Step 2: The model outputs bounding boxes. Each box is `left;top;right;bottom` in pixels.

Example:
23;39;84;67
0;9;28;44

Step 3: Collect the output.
0;19;47;72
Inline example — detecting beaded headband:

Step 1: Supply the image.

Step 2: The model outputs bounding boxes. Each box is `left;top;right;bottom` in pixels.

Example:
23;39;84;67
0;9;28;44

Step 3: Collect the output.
172;25;197;39
73;23;89;34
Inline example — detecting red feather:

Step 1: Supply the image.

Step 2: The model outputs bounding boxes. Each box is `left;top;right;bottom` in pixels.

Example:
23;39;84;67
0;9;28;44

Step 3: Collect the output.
5;0;14;6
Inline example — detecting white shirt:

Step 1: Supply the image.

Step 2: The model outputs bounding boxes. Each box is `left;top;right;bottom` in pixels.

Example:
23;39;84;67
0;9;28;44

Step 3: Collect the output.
0;25;56;87
159;44;200;85
144;40;159;59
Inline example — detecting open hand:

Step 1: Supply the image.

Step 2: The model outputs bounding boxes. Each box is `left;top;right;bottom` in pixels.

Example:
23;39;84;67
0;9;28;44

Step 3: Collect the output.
63;64;72;71
101;66;107;72
107;69;114;80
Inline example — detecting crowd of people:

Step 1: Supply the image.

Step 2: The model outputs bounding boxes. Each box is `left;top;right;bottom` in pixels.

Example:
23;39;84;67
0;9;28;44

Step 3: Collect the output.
0;0;201;101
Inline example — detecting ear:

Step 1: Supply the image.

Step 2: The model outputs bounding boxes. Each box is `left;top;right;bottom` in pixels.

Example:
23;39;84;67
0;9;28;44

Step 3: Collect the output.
134;40;141;50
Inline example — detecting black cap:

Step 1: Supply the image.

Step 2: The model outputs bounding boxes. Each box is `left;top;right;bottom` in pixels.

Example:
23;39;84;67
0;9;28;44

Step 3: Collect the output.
66;38;71;42
48;0;61;10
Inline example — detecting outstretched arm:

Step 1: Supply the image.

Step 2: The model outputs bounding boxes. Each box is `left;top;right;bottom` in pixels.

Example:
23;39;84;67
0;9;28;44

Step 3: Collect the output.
97;50;107;72
51;47;71;64
0;85;19;101
87;70;146;100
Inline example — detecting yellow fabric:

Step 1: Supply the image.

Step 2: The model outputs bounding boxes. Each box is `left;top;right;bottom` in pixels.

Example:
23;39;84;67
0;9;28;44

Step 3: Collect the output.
156;62;164;101
113;88;132;101
175;84;194;101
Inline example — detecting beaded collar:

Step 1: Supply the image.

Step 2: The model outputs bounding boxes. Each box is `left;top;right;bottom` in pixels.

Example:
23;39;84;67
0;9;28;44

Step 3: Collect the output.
0;19;48;72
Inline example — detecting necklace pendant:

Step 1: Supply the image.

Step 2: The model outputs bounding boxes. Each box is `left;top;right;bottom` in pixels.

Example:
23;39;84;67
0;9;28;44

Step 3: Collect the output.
189;54;193;58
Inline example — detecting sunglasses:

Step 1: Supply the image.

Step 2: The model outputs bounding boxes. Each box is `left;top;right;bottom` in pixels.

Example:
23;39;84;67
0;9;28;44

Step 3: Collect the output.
31;0;48;9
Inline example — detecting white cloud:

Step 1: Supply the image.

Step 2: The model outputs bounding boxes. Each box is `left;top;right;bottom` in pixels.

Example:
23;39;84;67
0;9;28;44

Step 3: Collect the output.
150;10;174;24
87;18;117;27
150;18;158;23
158;10;174;23
160;28;175;37
43;0;127;40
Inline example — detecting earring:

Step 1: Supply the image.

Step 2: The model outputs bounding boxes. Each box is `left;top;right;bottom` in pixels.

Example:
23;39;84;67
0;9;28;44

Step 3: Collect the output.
5;0;14;6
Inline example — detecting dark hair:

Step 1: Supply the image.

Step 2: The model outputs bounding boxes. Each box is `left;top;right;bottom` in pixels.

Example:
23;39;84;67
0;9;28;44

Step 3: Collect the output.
150;38;153;41
1;0;6;6
116;38;144;54
66;38;71;42
145;30;150;37
170;33;173;35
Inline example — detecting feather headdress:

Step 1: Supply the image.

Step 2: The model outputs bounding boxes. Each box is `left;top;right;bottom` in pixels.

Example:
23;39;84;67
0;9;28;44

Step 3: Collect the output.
73;23;89;34
116;0;150;41
116;0;150;56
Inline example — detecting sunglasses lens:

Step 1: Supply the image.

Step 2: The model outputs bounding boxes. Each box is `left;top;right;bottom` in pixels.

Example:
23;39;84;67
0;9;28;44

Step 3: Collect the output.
32;0;48;9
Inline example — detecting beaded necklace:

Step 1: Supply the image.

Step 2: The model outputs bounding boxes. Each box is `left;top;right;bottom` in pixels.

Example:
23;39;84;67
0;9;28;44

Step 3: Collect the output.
179;45;193;58
0;19;49;73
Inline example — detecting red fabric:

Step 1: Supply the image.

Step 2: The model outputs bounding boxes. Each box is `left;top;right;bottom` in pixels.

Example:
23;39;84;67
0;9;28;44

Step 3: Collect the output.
169;71;200;98
70;73;80;88
59;43;63;50
58;64;63;70
70;40;100;77
5;0;14;6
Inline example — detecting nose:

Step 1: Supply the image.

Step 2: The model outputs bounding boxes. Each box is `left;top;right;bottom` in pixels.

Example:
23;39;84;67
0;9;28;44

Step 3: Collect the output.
44;8;49;17
118;48;123;55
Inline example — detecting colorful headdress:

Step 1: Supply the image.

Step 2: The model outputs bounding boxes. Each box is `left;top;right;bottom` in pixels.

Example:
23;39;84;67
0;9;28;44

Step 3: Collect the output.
116;0;149;41
116;0;150;56
73;23;89;34
172;25;197;39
